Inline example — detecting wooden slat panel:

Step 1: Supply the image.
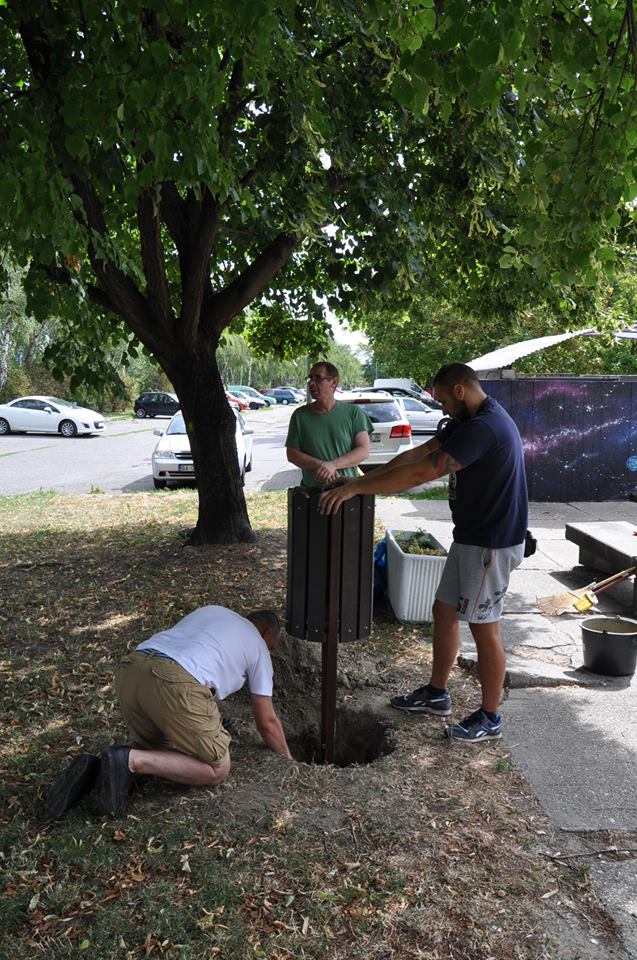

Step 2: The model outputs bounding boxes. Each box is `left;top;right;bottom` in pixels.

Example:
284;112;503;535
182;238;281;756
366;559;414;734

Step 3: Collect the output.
357;495;375;639
286;488;310;639
306;493;330;641
339;498;361;642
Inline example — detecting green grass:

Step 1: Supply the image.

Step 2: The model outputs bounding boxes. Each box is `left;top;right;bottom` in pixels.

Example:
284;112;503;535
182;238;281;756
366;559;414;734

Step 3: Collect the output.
398;485;448;500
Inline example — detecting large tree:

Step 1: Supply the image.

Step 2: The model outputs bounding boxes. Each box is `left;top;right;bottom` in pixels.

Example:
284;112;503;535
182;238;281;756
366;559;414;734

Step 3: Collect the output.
1;1;637;542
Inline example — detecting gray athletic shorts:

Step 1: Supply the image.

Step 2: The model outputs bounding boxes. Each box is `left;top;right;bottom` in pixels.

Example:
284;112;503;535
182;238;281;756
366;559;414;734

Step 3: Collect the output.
435;541;524;623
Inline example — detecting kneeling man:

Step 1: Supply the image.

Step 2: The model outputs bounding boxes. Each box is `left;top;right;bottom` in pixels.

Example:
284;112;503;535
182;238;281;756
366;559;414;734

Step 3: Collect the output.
46;606;292;819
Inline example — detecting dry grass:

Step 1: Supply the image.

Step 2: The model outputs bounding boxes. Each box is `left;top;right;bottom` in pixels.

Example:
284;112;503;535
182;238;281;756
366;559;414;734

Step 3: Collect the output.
0;490;619;959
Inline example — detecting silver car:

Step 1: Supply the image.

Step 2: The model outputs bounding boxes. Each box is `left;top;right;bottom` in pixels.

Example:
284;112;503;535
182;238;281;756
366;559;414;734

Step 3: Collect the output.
341;394;413;467
395;396;446;435
152;408;253;489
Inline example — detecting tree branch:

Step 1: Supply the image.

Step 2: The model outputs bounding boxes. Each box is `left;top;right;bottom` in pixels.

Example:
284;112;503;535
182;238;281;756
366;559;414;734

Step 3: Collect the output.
41;262;117;314
160;181;189;250
180;186;219;341
208;232;300;329
137;171;173;324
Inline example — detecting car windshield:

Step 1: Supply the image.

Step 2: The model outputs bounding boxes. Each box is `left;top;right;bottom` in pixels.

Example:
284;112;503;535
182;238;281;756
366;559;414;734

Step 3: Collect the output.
45;396;78;408
352;401;402;423
166;413;187;435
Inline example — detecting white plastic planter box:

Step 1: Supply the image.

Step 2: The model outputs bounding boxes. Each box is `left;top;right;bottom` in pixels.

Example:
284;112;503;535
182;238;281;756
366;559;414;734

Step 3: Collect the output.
386;529;448;622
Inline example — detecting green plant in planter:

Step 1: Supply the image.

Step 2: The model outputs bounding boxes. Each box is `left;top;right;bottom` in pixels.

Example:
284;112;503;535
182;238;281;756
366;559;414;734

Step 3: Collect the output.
396;530;446;556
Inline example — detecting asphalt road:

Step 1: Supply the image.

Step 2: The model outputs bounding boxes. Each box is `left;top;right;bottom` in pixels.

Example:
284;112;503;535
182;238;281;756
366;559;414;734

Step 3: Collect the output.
0;403;431;496
0;406;301;496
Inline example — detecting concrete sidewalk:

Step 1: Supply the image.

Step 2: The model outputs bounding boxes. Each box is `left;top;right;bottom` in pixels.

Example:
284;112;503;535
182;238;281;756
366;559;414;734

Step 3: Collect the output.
376;495;637;958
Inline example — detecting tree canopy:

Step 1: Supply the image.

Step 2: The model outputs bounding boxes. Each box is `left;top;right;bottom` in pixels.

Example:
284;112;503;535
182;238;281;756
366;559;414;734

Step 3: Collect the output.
1;1;637;541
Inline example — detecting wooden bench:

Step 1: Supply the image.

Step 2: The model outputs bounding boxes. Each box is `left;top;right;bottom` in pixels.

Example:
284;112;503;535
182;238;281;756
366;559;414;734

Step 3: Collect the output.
565;521;637;613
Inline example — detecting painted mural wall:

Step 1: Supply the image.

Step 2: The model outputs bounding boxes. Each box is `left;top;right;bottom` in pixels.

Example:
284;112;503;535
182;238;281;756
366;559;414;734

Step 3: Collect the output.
483;378;637;502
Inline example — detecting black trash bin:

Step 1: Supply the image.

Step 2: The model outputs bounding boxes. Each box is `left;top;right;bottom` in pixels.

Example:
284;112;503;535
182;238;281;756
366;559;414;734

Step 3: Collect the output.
285;486;375;764
286;487;375;643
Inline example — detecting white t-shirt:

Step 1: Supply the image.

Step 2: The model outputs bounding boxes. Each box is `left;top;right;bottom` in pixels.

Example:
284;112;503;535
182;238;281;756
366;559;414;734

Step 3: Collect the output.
136;606;273;701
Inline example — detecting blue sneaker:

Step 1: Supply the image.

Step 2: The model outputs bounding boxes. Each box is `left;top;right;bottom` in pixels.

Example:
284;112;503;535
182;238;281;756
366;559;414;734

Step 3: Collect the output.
446;709;502;742
390;685;452;716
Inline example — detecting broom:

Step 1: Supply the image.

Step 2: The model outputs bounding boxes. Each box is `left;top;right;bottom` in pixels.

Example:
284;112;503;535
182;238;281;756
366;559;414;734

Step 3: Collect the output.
537;566;636;617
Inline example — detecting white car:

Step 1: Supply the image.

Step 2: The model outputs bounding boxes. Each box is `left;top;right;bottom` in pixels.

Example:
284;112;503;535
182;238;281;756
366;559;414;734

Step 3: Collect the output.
0;395;105;437
340;394;413;467
152;408;253;489
395;396;447;435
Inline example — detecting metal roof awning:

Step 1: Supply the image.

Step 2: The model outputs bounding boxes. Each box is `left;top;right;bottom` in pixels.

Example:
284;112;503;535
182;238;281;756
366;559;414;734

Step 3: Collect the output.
467;329;597;372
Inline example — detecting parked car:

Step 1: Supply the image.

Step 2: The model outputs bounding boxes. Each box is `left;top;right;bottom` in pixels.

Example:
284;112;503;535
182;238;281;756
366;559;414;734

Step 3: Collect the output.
151;408;253;489
228;385;276;407
134;391;179;419
225;390;248;411
261;388;300;405
353;385;442;409
340;394;412;466
226;388;268;410
281;385;306;401
373;378;436;401
395;396;446;435
0;395;105;437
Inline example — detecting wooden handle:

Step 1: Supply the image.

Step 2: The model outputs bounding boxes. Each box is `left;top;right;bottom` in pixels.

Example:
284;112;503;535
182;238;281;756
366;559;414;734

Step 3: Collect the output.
592;566;636;592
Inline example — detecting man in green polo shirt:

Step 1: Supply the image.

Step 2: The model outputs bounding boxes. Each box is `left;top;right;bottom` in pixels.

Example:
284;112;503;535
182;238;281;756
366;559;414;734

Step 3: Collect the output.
286;361;373;489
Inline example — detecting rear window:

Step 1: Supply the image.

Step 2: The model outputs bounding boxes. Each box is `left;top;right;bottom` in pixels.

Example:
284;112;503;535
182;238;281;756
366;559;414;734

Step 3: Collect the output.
353;401;402;423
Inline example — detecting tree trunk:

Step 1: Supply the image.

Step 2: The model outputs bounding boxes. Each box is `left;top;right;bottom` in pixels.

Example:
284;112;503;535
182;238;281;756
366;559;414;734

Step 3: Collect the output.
168;333;254;545
25;323;45;366
0;311;14;394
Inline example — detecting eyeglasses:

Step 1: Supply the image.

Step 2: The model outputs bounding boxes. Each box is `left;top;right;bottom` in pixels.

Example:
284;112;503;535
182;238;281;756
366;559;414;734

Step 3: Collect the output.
306;375;334;383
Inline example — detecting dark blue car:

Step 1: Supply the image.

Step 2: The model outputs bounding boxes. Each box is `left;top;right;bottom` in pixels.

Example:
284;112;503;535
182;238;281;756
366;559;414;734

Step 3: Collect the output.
261;388;300;405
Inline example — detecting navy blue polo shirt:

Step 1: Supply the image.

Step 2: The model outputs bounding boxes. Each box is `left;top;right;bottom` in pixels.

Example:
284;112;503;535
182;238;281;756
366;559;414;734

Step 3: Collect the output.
437;397;528;548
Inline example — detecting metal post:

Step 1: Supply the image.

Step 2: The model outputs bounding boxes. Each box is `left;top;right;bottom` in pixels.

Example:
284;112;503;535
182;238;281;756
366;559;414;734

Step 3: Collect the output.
320;508;342;764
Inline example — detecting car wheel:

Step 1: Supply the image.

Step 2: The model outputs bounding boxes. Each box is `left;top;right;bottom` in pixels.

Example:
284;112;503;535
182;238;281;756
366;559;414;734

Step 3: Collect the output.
249;401;259;410
153;478;167;489
0;417;10;435
136;408;146;418
59;419;78;438
281;398;289;405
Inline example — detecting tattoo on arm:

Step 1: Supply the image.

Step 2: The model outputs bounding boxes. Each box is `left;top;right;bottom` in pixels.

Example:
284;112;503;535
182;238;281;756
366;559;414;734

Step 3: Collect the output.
427;449;463;478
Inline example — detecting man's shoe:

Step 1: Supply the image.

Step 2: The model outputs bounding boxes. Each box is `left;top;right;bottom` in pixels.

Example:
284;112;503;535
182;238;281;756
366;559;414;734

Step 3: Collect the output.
100;746;133;817
45;753;100;820
446;709;502;743
389;685;452;716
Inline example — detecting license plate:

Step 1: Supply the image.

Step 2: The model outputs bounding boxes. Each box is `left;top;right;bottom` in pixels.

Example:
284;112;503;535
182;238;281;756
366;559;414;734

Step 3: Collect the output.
178;464;194;473
371;434;381;443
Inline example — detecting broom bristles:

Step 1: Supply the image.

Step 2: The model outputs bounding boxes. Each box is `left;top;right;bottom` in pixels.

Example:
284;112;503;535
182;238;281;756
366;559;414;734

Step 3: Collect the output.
536;589;588;616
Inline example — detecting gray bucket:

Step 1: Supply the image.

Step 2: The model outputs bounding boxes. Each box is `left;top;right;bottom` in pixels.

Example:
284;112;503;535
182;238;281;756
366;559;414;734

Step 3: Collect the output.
581;616;637;677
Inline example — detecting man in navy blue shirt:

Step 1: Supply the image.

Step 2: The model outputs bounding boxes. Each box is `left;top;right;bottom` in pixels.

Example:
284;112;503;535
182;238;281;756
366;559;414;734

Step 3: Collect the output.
320;363;528;743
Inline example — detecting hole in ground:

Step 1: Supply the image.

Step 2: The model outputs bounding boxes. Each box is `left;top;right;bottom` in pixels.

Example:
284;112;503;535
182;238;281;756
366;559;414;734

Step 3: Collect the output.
288;707;395;767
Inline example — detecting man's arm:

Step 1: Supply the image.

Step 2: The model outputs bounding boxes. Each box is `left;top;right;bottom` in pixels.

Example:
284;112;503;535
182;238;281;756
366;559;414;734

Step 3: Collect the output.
314;430;371;483
319;443;463;515
287;446;324;472
251;694;293;759
362;435;441;481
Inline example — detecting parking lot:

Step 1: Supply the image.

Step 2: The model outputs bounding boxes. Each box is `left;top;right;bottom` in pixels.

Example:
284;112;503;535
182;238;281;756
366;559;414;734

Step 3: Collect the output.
0;406;300;496
0;403;434;497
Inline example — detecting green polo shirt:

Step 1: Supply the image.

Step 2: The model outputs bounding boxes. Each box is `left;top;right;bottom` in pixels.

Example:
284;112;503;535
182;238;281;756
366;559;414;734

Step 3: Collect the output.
286;401;373;489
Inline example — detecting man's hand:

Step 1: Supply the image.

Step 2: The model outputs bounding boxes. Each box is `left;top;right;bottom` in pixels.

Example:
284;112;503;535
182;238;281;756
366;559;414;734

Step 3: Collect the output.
319;480;358;515
314;460;339;484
